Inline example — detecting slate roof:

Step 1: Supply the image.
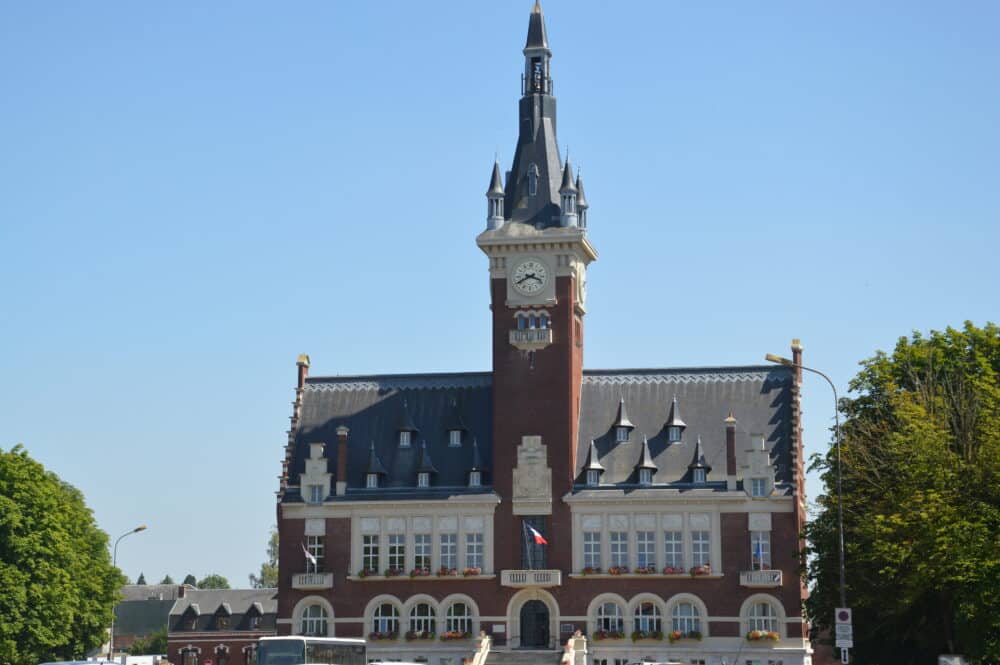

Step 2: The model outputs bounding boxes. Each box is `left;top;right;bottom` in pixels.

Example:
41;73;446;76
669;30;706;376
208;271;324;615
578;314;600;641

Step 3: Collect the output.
170;589;277;632
113;599;174;637
121;583;188;602
287;365;794;499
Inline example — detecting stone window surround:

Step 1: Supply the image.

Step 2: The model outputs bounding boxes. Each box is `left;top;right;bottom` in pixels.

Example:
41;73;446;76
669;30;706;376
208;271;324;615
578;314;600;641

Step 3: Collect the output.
291;595;335;637
363;593;480;638
739;593;787;637
584;592;709;638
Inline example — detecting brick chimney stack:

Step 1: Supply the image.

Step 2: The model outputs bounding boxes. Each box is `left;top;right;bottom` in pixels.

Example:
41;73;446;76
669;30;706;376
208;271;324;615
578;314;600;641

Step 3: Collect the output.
335;425;350;496
725;411;737;490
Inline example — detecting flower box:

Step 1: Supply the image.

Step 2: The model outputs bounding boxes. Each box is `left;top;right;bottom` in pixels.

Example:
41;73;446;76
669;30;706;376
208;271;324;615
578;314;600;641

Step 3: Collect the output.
383;568;404;578
462;567;482;577
357;568;377;578
440;630;472;641
368;631;398;641
634;565;657;575
689;565;711;576
630;630;662;642
608;566;629;575
668;630;702;644
746;630;780;642
405;630;436;641
409;568;432;578
581;566;602;575
662;566;685;575
591;630;624;641
436;567;459;577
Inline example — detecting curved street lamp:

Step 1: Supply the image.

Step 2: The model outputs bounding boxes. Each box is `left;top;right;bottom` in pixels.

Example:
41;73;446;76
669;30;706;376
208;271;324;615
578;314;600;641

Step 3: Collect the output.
765;352;847;611
108;524;147;662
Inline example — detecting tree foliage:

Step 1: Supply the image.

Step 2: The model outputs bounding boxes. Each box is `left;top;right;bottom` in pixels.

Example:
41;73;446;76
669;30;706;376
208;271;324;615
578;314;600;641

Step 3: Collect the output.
127;627;167;655
136;572;146;585
196;573;230;589
249;526;279;588
182;574;197;586
804;322;1000;664
0;445;125;665
160;574;174;584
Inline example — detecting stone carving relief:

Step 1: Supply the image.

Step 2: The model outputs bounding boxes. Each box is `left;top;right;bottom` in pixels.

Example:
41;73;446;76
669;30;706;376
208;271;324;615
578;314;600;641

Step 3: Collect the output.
512;435;552;515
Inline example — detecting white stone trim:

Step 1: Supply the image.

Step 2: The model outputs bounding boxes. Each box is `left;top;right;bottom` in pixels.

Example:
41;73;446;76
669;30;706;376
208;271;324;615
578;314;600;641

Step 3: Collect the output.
439;593;481;635
585;593;628;635
739;592;788;636
290;595;335;636
663;592;710;637
363;594;404;635
505;587;560;649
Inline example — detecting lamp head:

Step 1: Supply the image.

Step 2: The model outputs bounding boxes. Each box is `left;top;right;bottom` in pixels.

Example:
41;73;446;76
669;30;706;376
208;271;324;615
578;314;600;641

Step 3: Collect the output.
134;525;147;533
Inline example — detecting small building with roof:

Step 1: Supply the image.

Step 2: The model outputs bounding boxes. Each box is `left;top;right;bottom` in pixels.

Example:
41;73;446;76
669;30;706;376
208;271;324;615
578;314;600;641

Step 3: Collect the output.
166;588;277;665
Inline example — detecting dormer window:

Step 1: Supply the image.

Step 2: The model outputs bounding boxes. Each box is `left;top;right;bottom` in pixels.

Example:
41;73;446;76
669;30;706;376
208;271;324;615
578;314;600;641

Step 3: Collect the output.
366;473;378;489
417;472;430;488
185;615;197;631
586;469;601;487
528;164;539;196
693;468;706;484
668;426;682;443
216;614;229;630
751;478;766;497
308;484;323;504
469;471;482;487
639;468;653;486
615;426;630;443
449;430;462;447
399;431;411;447
249;614;261;630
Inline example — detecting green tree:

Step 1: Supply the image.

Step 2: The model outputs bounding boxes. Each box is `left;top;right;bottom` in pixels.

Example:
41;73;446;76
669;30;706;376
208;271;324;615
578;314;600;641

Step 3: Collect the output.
136;572;146;585
0;445;125;665
249;526;279;588
196;573;230;589
182;574;197;586
127;627;167;655
160;574;174;584
804;322;1000;664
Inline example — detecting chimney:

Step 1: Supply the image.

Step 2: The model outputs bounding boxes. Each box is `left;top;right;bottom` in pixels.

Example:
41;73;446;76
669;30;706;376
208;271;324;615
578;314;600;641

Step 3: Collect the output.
791;339;803;384
335;425;350;496
725;411;737;490
296;354;311;389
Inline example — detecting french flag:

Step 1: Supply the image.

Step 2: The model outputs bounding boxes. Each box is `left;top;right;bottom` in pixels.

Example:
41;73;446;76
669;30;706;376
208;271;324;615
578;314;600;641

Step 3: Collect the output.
528;525;549;546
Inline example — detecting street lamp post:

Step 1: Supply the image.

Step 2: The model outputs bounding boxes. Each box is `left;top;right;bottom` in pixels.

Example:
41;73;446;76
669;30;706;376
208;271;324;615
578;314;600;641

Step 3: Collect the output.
108;524;147;662
765;352;847;611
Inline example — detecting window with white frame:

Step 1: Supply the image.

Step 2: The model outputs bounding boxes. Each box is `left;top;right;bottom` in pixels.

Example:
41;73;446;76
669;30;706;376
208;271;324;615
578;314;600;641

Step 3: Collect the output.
366;473;378;488
306;535;324;573
465;532;483;570
388;533;405;571
414;533;431;571
615;427;629;443
664;531;684;570
449;430;462;447
751;531;771;569
668;426;682;443
586;469;600;487
637;531;656;570
583;531;601;570
409;603;435;635
417;472;430;488
693;468;706;484
670;602;701;635
751;478;767;497
610;531;628;569
440;533;457;570
308;484;323;504
373;603;398;636
362;535;379;572
399;431;411;447
691;530;710;568
639;468;653;486
469;471;481;487
748;601;779;633
300;604;328;636
181;649;199;665
596;602;623;633
633;602;661;633
446;602;472;634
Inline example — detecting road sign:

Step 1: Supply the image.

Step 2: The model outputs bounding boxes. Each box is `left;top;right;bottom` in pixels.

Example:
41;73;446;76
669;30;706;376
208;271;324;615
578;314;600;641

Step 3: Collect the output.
836;638;854;648
841;648;851;664
835;607;852;624
836;624;854;637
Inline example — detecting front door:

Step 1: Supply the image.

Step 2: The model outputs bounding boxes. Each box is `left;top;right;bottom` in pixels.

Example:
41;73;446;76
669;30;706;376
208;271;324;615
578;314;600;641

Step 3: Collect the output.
519;600;550;649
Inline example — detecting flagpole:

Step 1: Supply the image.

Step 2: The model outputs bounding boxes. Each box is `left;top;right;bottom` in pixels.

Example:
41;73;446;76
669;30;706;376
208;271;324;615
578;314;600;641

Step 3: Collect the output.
523;521;533;570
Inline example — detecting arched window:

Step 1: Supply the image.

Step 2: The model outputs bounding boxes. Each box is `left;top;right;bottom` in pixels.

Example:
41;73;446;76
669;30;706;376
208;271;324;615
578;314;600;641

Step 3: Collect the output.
748;601;778;633
301;604;328;636
633;602;661;634
596;602;623;634
181;649;200;665
446;602;472;634
241;645;256;665
372;603;399;637
528;164;539;196
408;603;436;637
670;602;701;635
215;646;230;665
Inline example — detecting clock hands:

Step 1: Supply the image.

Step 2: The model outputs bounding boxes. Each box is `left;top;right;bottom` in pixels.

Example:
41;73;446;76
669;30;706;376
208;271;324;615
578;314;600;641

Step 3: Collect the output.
516;272;541;285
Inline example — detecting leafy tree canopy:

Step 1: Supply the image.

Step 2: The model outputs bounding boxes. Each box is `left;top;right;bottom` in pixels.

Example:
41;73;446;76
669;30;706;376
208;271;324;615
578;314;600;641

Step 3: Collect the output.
0;445;125;665
182;574;197;586
249;526;278;588
160;574;174;584
196;573;230;589
804;322;1000;664
136;572;146;585
127;627;167;656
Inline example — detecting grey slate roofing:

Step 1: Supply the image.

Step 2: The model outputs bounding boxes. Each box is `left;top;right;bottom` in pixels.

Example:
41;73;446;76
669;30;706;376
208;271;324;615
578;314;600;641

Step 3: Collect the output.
288;365;794;498
584;440;604;472
636;438;657;471
575;175;588;209
416;442;438;474
170;588;277;632
113;599;174;637
487;162;504;197
613;397;634;429
121;583;188;602
525;1;549;49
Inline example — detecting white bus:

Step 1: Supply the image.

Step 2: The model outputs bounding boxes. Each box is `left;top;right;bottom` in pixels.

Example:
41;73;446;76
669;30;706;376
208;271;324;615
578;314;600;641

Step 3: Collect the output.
256;637;366;665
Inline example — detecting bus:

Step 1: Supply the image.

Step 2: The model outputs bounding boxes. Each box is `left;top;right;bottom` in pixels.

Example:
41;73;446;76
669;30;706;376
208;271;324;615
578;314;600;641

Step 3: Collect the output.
256;636;366;665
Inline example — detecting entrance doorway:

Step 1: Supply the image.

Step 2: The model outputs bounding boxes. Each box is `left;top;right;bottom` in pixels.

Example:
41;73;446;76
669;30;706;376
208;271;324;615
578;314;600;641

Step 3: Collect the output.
519;600;550;649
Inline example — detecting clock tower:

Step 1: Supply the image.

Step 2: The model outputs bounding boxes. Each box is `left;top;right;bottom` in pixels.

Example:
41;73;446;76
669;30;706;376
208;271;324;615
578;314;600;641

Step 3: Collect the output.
476;0;597;575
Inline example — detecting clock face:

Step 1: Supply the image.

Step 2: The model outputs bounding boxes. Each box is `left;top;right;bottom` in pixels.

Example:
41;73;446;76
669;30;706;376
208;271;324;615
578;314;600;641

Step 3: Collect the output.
511;259;549;295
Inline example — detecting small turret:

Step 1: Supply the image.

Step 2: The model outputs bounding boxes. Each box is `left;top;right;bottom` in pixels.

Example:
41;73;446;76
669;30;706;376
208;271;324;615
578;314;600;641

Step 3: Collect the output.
486;161;505;229
559;157;578;227
575;173;588;228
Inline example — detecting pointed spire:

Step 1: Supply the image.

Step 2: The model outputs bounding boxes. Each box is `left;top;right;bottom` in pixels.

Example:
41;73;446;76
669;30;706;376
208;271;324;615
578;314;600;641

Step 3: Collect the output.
613;396;635;430
444;397;467;432
637;437;658;470
525;1;549;50
559;157;577;193
487;161;504;196
584;439;605;471
469;437;486;472
365;441;388;475
689;436;712;472
417;440;438;474
575;173;588;209
397;399;418;433
667;395;687;428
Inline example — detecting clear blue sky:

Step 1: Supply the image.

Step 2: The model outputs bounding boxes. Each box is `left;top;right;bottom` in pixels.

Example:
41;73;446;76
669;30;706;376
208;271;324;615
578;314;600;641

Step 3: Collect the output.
2;1;997;586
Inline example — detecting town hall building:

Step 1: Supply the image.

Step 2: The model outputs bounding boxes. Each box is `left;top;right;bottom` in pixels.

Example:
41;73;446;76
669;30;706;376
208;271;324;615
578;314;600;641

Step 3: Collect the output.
274;4;813;665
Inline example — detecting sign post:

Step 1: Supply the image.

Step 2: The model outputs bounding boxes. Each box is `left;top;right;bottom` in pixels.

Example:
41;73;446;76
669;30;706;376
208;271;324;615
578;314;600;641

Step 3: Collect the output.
835;608;852;662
